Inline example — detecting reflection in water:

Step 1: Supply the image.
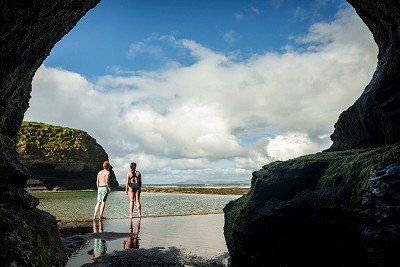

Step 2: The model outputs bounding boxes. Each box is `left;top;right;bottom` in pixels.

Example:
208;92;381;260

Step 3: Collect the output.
123;218;141;250
91;220;107;258
66;214;228;266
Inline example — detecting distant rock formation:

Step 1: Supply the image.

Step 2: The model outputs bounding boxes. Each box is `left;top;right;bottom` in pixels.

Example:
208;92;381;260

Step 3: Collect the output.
0;1;99;265
17;121;119;190
224;1;400;266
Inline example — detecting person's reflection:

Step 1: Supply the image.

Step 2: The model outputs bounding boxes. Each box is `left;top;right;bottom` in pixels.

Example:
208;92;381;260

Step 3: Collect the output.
92;219;107;258
123;218;141;250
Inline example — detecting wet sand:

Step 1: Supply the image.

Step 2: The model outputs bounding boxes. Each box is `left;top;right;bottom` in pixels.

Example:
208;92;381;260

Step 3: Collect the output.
64;214;229;266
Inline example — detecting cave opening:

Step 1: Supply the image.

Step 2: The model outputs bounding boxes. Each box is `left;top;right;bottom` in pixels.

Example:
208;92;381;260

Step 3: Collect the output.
1;0;400;266
22;0;378;188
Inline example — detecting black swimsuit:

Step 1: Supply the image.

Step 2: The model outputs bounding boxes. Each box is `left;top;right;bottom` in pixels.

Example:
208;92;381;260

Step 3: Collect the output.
128;171;141;192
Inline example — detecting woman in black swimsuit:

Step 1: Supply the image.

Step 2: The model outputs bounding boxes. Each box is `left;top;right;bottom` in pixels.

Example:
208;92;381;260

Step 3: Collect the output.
125;162;142;218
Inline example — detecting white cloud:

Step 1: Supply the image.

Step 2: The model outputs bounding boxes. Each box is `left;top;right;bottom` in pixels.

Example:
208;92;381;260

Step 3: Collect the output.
233;12;244;21
127;41;164;59
222;30;239;45
266;133;321;161
250;6;259;15
26;8;377;184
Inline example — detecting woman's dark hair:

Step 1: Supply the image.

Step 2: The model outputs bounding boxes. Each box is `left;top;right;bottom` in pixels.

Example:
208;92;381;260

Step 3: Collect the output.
130;162;137;171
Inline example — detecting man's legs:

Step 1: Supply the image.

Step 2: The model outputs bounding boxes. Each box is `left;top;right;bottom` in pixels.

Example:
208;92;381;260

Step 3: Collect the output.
93;201;101;220
99;201;106;219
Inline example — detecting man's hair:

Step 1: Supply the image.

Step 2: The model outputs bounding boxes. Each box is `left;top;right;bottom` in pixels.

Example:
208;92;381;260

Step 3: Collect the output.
130;162;137;171
103;161;110;170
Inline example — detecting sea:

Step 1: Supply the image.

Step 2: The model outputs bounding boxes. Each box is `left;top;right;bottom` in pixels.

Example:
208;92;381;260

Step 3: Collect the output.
32;190;242;221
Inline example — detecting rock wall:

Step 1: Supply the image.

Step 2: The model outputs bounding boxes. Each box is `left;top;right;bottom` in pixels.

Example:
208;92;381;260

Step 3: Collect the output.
17;121;119;190
224;145;400;266
330;0;400;150
0;1;99;265
225;0;400;266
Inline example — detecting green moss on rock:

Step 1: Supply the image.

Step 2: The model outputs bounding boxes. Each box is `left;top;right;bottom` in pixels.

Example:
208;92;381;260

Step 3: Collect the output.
224;143;400;266
17;121;101;162
0;189;67;265
16;121;119;190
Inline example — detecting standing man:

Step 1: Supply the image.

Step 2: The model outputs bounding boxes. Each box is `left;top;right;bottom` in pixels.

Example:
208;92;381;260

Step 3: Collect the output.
93;161;111;220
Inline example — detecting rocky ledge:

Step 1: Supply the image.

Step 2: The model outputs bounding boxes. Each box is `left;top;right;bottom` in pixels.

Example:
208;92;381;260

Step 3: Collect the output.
17;121;119;190
224;144;400;266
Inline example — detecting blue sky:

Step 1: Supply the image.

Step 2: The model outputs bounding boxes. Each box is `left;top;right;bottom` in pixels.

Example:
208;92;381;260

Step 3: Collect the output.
45;0;347;78
28;0;377;183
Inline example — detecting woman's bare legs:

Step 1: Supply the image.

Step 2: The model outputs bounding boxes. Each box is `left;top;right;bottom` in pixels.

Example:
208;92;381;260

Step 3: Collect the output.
135;190;142;218
93;201;101;220
128;189;135;218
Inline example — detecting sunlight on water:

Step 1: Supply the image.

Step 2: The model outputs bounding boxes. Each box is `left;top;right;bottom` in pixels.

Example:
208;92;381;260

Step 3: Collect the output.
32;191;240;221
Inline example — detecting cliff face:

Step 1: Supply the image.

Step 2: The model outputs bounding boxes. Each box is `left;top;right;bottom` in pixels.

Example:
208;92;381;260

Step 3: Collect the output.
330;0;400;150
0;1;99;265
17;122;119;190
224;0;400;266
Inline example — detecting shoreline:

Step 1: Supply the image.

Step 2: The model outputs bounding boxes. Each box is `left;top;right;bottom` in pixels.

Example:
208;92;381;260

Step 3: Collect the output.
59;211;224;225
28;186;250;195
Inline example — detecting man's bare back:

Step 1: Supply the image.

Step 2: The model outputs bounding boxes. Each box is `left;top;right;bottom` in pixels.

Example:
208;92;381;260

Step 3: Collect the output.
97;169;110;187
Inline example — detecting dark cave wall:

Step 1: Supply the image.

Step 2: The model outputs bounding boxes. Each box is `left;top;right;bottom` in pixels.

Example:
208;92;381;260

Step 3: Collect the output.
0;0;100;186
0;1;100;265
330;0;400;150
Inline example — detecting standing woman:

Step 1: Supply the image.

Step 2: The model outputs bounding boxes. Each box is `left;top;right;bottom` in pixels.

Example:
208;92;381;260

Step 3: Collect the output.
125;162;142;218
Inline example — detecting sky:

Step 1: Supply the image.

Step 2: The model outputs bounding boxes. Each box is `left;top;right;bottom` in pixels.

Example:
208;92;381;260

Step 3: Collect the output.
25;0;378;184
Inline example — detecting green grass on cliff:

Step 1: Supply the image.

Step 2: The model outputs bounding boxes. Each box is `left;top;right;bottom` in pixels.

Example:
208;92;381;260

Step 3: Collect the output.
17;121;97;162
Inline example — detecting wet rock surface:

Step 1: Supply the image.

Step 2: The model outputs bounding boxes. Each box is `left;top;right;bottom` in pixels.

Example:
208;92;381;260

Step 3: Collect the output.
359;161;400;266
0;189;67;266
81;246;229;267
17;121;119;190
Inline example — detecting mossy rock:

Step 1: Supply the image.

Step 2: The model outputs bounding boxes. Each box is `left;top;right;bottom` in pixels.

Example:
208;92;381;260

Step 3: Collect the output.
16;121;119;190
0;189;67;265
224;144;400;266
